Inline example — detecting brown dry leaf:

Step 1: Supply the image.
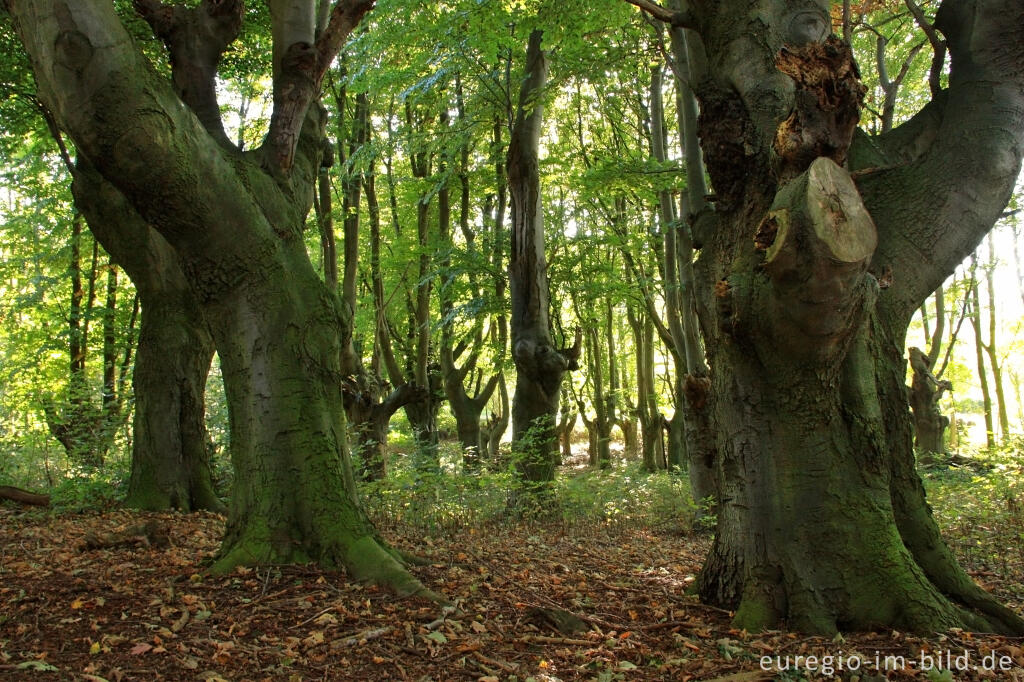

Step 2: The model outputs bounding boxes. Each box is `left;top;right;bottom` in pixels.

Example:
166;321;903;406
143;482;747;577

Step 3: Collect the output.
129;642;153;656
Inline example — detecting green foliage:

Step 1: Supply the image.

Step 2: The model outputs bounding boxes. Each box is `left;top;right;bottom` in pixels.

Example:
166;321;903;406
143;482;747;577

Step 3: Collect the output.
48;466;128;513
362;453;697;537
922;442;1024;576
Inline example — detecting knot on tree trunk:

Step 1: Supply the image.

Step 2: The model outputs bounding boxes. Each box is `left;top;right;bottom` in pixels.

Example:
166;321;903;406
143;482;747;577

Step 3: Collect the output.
683;374;711;410
513;335;578;400
774;36;865;180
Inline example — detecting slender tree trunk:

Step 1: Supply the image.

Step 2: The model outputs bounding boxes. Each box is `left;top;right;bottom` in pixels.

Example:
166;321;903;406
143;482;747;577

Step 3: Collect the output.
507;30;579;489
629;308;664;472
482;372;510;463
983;235;1010;441
968;264;996;448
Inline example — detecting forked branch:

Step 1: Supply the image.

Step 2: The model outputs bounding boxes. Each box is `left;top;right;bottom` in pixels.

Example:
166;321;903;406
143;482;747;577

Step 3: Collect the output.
267;0;375;171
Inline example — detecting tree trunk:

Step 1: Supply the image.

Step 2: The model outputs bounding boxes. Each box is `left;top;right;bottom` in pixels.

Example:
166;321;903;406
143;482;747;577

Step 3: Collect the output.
9;0;436;597
507;29;579;489
659;0;1024;634
482;372;510;463
983;235;1010;442
968;269;996;448
650;53;715;506
908;347;950;462
128;295;220;511
345;379;425;480
71;164;222;512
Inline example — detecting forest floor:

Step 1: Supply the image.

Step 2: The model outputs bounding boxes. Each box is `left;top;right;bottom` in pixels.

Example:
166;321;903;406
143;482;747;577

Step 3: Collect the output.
2;469;1024;681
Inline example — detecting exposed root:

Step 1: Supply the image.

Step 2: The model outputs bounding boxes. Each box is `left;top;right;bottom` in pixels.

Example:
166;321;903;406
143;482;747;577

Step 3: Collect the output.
345;536;449;605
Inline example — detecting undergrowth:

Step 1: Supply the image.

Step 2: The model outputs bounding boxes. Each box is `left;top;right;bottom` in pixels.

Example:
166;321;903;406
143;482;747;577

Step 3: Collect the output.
922;444;1024;588
360;460;699;539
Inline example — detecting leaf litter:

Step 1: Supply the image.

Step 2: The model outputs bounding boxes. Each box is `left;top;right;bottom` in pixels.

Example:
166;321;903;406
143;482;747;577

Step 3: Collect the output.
0;505;1022;680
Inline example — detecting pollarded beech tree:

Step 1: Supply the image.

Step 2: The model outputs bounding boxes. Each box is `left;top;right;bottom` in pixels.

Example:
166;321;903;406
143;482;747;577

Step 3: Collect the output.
508;29;581;486
628;0;1024;633
4;0;433;595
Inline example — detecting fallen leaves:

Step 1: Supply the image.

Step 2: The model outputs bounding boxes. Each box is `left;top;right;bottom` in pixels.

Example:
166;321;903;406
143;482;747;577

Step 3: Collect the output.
0;508;1022;680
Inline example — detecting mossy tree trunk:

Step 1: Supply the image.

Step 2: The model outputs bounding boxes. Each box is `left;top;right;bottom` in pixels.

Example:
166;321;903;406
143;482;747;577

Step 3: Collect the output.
72;163;221;512
9;0;434;596
631;0;1024;634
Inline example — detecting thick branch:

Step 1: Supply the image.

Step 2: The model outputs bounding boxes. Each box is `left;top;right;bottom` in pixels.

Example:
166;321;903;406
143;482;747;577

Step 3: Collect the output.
7;0;278;272
0;486;51;507
856;0;1024;321
134;0;242;148
760;158;877;358
266;0;374;171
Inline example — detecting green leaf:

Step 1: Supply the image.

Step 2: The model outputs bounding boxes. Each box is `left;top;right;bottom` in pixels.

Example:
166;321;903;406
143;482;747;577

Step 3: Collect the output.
424;631;448;644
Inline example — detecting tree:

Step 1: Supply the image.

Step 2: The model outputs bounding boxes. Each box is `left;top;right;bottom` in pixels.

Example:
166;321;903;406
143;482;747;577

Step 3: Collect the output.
507;29;581;489
628;0;1024;633
4;0;434;595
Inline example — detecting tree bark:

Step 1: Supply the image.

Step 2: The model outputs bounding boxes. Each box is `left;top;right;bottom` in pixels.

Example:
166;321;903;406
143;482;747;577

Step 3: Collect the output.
71;164;222;512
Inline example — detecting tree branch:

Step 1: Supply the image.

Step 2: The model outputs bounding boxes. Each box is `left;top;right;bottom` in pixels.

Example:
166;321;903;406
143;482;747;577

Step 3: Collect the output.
266;0;375;172
622;0;697;28
904;0;946;96
133;0;243;148
856;0;1024;321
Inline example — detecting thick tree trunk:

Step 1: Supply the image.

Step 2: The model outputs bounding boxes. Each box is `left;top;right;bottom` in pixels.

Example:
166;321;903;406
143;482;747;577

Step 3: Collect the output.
664;0;1024;634
127;296;220;511
8;0;436;598
72;165;222;512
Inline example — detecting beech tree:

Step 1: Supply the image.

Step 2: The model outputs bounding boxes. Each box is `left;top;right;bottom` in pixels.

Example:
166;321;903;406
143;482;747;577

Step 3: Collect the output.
628;0;1024;633
4;0;435;594
507;29;581;486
